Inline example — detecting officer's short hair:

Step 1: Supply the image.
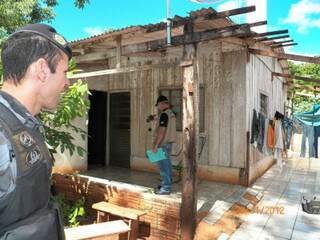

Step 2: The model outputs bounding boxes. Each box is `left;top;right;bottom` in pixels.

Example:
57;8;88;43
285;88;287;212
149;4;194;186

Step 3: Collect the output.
1;24;72;85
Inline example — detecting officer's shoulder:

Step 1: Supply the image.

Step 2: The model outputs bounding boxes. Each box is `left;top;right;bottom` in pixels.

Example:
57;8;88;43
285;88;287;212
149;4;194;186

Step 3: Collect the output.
0;131;8;145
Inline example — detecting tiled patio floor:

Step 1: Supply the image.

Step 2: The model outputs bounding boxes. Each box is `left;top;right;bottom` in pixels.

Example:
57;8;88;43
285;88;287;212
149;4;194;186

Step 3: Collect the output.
231;153;320;240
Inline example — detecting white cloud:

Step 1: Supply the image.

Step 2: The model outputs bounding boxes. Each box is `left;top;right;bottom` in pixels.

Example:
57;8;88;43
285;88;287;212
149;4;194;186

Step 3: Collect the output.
283;0;320;34
285;46;318;57
217;0;240;11
83;26;105;36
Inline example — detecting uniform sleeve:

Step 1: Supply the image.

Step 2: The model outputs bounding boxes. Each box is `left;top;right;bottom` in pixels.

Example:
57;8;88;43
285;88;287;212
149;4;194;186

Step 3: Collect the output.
159;113;169;127
0;132;16;199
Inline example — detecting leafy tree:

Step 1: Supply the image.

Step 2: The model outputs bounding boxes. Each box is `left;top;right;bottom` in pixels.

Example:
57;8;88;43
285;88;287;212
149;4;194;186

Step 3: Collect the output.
289;61;320;113
0;0;90;44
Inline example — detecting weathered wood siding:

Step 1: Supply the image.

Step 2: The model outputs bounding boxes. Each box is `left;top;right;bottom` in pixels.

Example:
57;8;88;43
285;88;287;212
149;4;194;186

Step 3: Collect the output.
196;41;247;168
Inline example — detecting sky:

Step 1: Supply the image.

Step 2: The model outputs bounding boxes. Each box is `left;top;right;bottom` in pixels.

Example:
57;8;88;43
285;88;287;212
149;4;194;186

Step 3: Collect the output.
51;0;320;56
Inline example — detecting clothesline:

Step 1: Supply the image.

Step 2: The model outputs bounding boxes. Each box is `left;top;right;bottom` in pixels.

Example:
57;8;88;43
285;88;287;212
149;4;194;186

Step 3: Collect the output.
250;109;293;170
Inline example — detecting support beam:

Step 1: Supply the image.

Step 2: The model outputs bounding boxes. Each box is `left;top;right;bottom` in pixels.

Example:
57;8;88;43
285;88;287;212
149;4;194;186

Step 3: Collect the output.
290;83;320;92
254;30;289;38
181;39;198;240
115;35;122;69
255;35;290;42
272;43;298;49
294;92;320;98
249;48;320;64
68;62;178;79
165;6;256;30
204;5;256;20
269;39;293;45
272;72;320;84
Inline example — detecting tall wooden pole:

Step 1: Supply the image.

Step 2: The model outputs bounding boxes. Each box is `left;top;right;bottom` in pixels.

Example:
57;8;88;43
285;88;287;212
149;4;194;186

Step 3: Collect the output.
181;41;198;240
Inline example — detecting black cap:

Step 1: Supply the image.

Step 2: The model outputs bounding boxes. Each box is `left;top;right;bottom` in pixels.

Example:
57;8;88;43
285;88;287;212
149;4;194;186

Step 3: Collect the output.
10;23;72;59
155;95;169;106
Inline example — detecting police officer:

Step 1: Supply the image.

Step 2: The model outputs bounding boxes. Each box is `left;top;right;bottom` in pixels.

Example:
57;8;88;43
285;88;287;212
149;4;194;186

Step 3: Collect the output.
0;24;72;239
152;95;176;195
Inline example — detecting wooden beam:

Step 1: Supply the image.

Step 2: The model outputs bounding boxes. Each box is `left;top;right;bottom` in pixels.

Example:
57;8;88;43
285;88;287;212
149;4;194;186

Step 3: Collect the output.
254;30;289;38
214;21;267;33
249;48;320;64
255;35;290;42
115;35;122;68
269;39;293;45
272;72;320;83
290;83;320;92
272;43;298;48
181;43;198;240
201;5;256;20
68;62;178;79
164;6;256;31
294;92;320;98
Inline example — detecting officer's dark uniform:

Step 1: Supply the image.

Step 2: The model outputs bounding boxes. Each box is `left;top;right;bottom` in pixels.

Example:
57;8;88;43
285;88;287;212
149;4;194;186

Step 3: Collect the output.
0;24;72;240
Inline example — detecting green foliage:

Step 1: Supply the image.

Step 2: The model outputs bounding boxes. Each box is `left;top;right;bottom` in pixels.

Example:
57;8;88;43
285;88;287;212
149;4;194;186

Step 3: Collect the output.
40;78;90;157
52;194;86;228
289;61;320;113
0;0;90;44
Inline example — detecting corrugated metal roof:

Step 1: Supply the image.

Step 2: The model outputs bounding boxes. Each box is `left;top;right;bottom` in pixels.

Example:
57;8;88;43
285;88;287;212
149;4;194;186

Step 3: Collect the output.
70;7;231;46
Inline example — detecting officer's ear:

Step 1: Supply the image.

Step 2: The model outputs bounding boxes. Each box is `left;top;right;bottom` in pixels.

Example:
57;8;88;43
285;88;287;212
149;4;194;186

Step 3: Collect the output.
32;58;50;83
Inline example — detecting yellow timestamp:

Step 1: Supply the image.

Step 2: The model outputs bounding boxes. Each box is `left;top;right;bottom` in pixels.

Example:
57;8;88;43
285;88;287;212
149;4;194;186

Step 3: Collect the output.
251;206;285;215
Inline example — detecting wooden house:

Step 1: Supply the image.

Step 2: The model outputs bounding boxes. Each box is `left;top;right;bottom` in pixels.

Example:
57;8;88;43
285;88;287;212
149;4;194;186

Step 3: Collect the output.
54;6;294;186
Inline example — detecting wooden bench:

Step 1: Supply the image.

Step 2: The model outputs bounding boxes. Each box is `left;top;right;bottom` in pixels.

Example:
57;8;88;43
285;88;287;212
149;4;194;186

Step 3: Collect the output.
92;201;147;240
64;220;130;240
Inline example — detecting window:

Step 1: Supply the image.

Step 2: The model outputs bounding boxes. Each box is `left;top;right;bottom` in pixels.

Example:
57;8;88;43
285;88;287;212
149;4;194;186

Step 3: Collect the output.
159;87;205;132
260;93;268;116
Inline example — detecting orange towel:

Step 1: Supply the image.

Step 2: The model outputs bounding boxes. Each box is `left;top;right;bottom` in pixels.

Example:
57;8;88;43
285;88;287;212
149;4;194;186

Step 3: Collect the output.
267;123;275;150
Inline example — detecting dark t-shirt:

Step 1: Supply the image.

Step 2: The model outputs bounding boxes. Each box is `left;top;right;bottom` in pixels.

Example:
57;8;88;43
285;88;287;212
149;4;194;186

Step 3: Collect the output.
159;112;168;127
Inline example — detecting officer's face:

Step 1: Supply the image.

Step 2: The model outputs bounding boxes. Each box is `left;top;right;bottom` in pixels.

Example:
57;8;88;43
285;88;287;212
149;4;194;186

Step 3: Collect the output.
42;52;69;111
157;102;167;111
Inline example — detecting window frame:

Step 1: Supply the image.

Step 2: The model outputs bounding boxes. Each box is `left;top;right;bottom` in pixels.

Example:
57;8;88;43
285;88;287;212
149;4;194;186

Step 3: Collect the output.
159;86;205;132
259;91;269;117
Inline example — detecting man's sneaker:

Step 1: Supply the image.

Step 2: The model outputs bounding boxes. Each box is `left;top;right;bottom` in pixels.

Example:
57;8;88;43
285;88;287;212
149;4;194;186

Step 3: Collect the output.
154;188;171;195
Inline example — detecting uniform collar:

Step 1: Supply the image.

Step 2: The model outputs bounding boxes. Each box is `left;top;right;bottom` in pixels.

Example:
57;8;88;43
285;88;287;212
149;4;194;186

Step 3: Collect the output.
0;91;41;129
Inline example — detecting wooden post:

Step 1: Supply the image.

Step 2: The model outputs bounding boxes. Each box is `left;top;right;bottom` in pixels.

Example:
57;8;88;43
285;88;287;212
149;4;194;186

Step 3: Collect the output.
116;35;122;69
181;42;198;240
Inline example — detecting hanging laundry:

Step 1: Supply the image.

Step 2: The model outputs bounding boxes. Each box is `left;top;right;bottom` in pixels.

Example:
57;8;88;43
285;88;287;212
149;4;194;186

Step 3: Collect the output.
267;120;275;150
262;118;272;155
250;109;259;145
300;125;315;158
314;126;320;158
257;112;266;153
282;117;293;150
274;119;284;171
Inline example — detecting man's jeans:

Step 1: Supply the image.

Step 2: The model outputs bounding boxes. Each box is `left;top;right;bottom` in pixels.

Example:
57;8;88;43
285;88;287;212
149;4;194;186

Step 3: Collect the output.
314;126;320;158
301;125;315;158
157;143;172;192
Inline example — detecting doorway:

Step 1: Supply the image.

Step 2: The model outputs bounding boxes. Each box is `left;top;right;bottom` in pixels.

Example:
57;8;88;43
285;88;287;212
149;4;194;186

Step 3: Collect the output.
87;90;107;168
109;92;131;168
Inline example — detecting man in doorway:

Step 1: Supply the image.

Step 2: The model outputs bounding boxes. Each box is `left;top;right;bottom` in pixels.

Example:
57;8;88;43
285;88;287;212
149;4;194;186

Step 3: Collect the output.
0;23;71;239
152;95;176;195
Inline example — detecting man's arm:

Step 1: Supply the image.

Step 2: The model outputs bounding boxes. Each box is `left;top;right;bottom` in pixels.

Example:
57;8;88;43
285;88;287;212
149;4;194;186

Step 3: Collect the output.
152;127;167;153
